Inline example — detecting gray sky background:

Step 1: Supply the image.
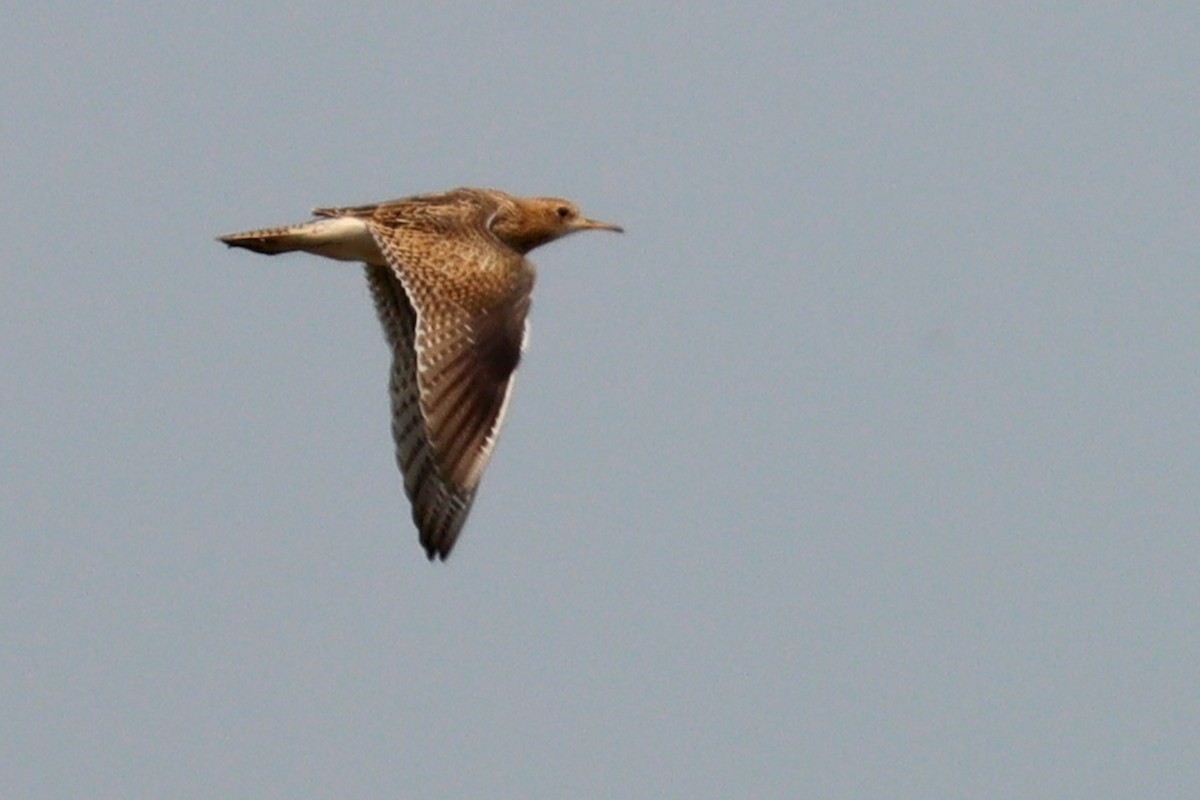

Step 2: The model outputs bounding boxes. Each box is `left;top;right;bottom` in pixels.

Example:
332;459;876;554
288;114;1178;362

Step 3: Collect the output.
3;5;1197;798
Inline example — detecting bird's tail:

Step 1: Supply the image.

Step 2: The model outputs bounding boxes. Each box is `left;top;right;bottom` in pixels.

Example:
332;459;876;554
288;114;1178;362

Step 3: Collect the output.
216;217;380;263
217;225;313;255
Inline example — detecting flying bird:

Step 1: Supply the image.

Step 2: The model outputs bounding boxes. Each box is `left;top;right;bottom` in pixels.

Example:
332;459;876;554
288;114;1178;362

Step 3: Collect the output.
218;187;622;560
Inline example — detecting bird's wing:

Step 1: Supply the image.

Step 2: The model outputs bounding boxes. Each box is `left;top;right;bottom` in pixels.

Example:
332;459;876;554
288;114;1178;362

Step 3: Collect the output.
364;223;532;560
314;187;488;221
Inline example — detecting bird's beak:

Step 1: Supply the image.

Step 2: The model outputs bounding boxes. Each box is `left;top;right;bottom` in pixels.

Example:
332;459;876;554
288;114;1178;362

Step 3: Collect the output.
574;217;624;234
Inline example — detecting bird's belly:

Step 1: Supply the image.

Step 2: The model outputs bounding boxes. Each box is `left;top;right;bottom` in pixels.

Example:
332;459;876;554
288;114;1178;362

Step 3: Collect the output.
302;217;386;264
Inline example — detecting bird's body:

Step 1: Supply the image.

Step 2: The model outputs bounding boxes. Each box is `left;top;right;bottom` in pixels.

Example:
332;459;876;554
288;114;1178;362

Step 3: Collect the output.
218;187;621;560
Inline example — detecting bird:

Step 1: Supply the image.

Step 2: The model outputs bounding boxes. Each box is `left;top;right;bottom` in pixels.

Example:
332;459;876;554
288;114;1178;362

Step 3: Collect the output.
217;187;622;560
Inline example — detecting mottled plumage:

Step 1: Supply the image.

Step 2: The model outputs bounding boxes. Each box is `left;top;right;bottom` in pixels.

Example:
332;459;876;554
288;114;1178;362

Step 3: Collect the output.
218;187;622;560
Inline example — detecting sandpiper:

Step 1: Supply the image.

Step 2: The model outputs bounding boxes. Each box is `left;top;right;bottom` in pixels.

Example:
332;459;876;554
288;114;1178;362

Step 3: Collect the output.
219;187;622;560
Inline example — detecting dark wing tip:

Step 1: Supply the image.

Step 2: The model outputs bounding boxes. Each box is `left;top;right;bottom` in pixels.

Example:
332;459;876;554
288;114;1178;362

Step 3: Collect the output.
427;537;453;563
421;532;456;562
412;484;467;563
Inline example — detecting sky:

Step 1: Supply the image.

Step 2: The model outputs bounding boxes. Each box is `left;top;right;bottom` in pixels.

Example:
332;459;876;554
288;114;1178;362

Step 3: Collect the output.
2;4;1198;798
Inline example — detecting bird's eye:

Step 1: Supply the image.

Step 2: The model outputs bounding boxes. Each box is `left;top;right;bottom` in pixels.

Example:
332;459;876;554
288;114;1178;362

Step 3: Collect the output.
556;206;573;220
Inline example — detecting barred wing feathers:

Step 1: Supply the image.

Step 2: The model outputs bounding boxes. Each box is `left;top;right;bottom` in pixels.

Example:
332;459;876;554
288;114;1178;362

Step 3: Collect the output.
363;214;533;560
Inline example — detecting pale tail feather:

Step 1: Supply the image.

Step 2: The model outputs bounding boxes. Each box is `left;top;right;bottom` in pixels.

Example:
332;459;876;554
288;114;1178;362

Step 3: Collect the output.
217;217;381;263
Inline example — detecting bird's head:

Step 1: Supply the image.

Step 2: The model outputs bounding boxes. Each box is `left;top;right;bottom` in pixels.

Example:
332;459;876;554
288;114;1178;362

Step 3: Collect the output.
490;196;623;253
